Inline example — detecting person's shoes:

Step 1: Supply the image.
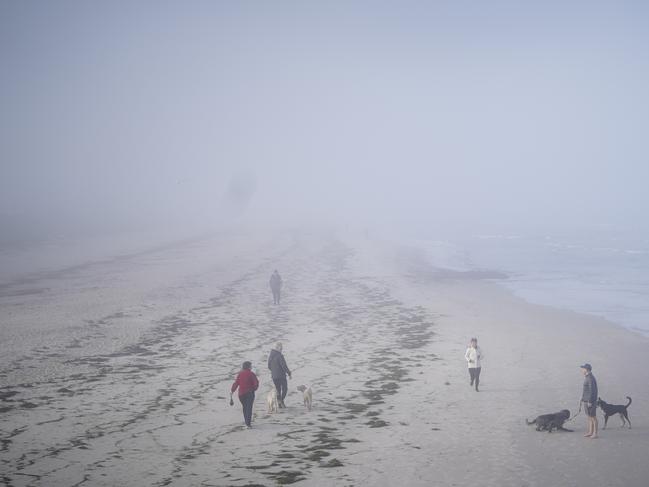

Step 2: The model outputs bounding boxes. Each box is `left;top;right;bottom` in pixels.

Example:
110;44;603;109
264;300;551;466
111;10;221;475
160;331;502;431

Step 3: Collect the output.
246;424;252;429
279;400;286;408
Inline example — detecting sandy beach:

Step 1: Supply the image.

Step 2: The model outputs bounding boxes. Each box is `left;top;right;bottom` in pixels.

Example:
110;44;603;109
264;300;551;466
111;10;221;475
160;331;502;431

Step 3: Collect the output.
1;232;648;487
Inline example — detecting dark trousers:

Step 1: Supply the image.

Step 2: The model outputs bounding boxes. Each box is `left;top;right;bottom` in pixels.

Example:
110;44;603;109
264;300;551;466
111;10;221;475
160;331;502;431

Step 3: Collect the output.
273;376;288;401
239;391;255;426
272;288;281;304
469;367;481;390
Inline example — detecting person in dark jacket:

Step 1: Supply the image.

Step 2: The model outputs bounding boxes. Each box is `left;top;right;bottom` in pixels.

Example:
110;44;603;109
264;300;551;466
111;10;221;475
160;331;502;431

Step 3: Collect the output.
580;363;598;439
231;361;259;428
269;270;283;305
268;342;291;407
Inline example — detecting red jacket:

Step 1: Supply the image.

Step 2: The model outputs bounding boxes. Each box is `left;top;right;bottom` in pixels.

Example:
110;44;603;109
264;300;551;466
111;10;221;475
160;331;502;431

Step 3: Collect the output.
231;369;259;396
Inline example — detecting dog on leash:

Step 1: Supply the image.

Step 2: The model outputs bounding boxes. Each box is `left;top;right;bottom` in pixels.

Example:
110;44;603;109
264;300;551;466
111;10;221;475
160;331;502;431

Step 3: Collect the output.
597;396;632;429
296;385;312;411
266;386;279;413
526;409;572;432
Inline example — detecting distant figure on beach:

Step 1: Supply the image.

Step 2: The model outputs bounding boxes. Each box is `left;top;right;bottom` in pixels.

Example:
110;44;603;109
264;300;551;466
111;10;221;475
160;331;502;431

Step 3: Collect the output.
580;363;598;439
268;342;292;407
465;337;484;392
231;361;259;428
269;270;283;305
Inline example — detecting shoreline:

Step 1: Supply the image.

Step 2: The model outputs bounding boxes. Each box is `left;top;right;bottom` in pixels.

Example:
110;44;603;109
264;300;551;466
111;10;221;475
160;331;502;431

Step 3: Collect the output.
398;236;649;339
494;275;649;338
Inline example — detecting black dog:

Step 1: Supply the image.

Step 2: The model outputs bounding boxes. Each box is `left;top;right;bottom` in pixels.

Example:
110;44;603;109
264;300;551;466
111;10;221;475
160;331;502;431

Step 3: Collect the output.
597;396;632;429
526;409;572;432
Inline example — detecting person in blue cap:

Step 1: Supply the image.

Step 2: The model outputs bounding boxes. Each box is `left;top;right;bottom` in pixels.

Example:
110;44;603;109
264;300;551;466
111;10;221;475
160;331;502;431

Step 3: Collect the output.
580;363;598;439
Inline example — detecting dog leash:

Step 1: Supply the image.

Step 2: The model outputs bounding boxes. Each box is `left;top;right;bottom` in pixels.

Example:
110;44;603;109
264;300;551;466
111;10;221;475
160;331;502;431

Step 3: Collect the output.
567;401;582;422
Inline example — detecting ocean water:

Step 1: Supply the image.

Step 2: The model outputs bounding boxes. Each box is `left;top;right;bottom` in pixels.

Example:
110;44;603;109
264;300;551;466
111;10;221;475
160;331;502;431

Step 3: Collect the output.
420;231;649;337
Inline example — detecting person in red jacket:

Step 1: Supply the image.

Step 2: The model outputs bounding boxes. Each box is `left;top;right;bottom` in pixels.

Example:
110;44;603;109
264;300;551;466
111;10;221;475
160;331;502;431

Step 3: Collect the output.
231;361;259;428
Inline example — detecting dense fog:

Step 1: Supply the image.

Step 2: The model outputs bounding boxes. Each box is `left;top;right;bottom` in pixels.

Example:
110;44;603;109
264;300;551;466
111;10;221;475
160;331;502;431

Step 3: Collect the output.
2;1;649;244
3;6;649;485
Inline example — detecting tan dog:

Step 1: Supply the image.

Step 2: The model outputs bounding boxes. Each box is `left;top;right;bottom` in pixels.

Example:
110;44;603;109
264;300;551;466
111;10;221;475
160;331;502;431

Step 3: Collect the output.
297;385;312;411
266;386;279;413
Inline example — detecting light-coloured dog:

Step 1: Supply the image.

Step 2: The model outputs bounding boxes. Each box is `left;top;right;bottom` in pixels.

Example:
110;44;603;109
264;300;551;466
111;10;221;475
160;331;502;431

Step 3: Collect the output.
297;385;312;411
266;387;279;413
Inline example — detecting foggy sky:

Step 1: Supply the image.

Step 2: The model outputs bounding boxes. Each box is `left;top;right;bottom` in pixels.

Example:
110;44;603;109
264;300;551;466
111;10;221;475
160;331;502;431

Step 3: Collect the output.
2;1;648;237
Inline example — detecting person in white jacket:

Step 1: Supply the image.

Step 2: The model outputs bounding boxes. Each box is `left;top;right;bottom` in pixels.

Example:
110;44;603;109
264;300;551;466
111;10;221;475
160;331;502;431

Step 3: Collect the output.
465;337;484;392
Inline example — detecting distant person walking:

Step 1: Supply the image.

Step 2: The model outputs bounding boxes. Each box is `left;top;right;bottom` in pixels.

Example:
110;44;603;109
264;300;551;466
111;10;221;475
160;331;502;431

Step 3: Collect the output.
231;361;259;428
268;342;292;407
269;270;283;305
580;363;599;439
465;337;484;392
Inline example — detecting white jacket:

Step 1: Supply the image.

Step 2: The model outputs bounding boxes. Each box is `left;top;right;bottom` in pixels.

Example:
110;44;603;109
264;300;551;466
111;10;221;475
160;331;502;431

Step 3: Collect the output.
465;346;483;368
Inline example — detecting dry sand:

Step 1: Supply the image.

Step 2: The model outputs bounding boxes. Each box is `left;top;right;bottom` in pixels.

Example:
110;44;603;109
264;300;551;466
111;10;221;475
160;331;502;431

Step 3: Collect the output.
1;232;648;486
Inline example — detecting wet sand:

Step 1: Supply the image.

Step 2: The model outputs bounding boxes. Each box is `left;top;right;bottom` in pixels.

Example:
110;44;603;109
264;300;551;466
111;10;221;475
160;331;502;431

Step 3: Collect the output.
1;232;648;486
